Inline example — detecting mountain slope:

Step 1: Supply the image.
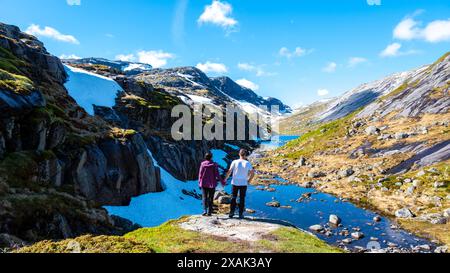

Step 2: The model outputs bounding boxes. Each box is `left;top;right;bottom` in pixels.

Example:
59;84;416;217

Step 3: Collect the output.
259;52;450;246
281;54;449;135
211;76;292;114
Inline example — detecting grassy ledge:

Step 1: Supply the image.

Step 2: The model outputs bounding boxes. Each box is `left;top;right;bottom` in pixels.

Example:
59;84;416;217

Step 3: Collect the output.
16;217;343;253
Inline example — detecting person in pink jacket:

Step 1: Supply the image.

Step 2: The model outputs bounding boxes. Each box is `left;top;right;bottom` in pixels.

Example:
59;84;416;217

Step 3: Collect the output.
198;152;225;216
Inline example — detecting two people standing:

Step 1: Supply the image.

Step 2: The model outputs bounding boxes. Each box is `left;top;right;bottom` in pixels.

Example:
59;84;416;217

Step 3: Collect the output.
198;149;255;218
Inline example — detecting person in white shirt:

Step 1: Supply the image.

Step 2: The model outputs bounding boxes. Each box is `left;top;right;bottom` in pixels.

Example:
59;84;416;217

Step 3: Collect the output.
224;149;255;219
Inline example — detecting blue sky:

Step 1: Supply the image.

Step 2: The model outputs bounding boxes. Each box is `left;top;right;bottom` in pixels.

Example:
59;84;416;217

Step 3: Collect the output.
1;0;449;107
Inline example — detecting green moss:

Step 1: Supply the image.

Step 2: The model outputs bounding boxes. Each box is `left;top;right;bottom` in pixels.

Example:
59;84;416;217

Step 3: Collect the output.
0;151;39;190
0;150;58;190
15;235;153;253
28;104;68;126
0;46;29;75
134;90;183;110
0;68;34;94
259;228;342;253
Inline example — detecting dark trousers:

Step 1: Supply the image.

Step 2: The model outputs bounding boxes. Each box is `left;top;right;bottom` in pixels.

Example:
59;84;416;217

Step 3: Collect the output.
202;187;215;214
230;186;248;216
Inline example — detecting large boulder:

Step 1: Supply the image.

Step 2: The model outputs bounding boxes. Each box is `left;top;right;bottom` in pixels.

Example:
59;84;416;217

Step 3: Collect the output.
395;208;415;219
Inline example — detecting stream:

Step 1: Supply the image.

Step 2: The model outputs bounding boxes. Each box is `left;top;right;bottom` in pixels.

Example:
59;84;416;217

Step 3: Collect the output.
106;136;437;253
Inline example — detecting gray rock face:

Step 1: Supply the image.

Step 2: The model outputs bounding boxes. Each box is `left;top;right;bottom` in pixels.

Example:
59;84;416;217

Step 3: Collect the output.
0;89;45;118
357;54;450;119
147;136;210;181
73;134;161;205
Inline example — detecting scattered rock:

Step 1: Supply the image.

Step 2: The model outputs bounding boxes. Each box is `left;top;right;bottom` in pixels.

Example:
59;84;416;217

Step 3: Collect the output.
373;216;382;222
443;209;450;218
387;242;398;248
308;170;326;179
434;182;445;188
295;157;307;167
416;170;426;177
351;232;365;240
395;132;409;140
434;246;448;253
365;126;380;136
218;196;232;205
412;180;422;187
214;191;227;200
342;238;353;244
405;186;415;195
395;208;415;219
309;225;324;232
302;181;317;188
329;215;342;225
266;201;281;208
339;168;355;178
246;209;256;214
418;244;431;251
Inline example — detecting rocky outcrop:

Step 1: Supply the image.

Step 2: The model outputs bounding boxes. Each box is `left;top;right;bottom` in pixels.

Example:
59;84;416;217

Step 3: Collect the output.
71;133;162;205
211;76;292;113
147;136;210;181
0;22;161;245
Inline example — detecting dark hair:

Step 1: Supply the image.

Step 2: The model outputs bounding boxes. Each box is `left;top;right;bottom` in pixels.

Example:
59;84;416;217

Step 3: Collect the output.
205;152;213;161
239;149;249;157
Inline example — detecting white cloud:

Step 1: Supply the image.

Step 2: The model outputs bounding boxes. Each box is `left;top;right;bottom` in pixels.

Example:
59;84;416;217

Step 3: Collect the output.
279;47;311;58
236;79;259;91
393;18;421;40
380;43;402;57
322;62;337;73
237;63;276;77
348;57;368;67
393;16;450;43
379;43;418;57
25;24;79;44
423;19;450;43
59;54;81;60
115;54;136;62
198;1;238;29
317;89;329;97
137;50;175;68
196;61;228;74
67;0;81;5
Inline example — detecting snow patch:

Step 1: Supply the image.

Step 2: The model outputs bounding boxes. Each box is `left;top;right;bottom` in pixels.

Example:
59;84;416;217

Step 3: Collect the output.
64;65;122;115
105;150;202;227
187;94;213;104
